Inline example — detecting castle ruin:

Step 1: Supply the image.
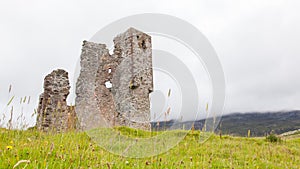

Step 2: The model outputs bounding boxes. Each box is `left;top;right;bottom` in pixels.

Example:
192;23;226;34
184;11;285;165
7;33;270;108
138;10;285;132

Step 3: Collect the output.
36;28;153;131
76;28;153;130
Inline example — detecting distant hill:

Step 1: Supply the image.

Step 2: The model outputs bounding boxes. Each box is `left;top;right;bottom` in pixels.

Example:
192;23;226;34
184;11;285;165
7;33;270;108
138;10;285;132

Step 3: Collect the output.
151;110;300;137
217;110;300;136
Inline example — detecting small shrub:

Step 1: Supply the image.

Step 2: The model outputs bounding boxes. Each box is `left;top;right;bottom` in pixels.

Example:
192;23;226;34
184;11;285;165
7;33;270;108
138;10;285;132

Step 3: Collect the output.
266;134;281;143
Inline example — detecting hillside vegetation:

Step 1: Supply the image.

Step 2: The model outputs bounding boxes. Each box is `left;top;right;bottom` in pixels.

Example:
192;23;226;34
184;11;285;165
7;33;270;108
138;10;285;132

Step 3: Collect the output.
0;127;299;168
217;111;300;136
152;111;300;137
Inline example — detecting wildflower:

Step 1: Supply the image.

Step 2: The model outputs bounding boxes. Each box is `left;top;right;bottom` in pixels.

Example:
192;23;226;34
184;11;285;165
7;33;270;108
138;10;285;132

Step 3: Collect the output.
60;144;65;151
6;145;13;150
125;161;129;165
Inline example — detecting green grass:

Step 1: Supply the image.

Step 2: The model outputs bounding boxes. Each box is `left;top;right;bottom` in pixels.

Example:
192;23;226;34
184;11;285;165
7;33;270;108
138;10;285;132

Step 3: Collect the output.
0;127;299;168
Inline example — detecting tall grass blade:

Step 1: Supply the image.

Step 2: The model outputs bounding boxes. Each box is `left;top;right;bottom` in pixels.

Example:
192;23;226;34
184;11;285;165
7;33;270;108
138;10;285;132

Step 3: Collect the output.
7;96;15;106
8;84;12;93
27;96;31;104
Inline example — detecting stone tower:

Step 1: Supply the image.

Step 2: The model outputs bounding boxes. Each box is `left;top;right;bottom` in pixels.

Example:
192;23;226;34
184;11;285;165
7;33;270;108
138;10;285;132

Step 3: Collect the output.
76;28;153;130
74;41;109;130
36;69;76;132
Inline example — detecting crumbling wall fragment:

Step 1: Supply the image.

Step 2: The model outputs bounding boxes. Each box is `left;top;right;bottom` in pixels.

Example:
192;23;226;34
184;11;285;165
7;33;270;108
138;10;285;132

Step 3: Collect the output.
75;41;108;130
36;69;75;132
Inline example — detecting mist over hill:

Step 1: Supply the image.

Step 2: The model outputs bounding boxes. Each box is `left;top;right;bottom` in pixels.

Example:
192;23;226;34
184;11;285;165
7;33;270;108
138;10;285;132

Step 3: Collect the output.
151;110;300;137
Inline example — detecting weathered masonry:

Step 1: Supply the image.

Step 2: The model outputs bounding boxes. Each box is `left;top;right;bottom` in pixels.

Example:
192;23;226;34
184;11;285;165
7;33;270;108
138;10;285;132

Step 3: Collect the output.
35;28;153;132
36;69;76;132
76;28;153;130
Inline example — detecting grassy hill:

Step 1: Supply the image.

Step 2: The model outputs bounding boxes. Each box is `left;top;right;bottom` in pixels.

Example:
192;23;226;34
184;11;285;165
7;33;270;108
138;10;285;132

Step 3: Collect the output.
217;111;300;136
0;127;299;168
152;111;300;137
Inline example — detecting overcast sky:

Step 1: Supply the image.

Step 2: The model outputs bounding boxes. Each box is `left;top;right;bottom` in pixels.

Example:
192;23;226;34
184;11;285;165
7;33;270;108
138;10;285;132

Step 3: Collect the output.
1;0;300;127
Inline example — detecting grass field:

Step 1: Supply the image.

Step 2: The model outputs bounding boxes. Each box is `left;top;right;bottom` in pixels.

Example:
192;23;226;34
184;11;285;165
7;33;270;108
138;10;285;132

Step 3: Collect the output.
0;127;299;169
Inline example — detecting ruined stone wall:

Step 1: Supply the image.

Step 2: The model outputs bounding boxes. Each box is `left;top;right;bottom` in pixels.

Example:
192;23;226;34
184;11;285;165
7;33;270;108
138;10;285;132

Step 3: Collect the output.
111;28;153;130
75;41;108;130
36;69;76;132
76;28;153;130
94;47;123;127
